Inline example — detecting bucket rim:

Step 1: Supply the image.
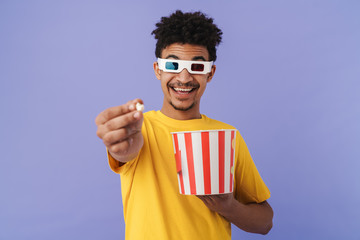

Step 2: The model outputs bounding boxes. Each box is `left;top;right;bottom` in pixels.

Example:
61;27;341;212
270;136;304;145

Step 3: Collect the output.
170;129;237;134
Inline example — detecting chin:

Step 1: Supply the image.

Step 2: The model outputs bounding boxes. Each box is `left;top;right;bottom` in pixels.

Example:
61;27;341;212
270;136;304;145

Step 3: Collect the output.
170;101;196;111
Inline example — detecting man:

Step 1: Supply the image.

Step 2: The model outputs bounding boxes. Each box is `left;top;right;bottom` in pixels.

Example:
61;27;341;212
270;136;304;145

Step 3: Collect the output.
95;10;273;239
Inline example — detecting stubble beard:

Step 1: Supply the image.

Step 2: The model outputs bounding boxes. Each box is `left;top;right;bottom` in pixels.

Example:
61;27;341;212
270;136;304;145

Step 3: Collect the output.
169;100;196;111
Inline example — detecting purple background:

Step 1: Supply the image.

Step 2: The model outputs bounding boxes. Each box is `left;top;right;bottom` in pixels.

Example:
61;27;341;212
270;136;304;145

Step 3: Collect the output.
1;1;360;239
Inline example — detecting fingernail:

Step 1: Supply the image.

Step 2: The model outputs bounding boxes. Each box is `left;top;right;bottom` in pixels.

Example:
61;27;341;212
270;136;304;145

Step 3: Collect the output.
134;112;140;119
129;104;135;111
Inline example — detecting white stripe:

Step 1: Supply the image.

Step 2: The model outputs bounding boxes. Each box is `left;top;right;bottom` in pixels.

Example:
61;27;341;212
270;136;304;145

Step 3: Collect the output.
178;133;190;195
173;134;183;193
191;132;204;195
224;130;231;193
209;131;219;194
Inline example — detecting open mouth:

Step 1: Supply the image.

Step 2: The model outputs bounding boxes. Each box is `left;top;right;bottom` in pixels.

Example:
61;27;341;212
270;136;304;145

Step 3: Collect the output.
172;87;196;94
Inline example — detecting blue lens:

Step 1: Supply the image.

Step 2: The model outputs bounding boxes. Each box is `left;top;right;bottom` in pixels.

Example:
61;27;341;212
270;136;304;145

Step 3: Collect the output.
165;62;179;70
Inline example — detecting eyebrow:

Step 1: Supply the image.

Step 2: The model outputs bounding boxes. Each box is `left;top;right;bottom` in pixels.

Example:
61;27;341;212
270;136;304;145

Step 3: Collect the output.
165;54;207;61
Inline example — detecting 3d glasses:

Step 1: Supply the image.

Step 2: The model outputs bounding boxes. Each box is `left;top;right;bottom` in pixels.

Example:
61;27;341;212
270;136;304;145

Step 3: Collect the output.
157;58;213;74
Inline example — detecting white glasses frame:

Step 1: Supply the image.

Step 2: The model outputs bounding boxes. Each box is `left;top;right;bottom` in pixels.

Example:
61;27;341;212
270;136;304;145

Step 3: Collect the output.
157;58;213;74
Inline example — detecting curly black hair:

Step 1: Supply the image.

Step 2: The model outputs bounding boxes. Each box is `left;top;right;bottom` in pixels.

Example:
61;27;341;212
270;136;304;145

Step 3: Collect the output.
151;10;223;61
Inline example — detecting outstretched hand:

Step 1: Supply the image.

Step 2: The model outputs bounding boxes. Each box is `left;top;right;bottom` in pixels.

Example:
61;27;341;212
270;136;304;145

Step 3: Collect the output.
95;98;144;163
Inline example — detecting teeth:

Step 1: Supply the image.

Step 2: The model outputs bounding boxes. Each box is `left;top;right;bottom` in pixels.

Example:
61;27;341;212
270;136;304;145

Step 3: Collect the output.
174;88;193;92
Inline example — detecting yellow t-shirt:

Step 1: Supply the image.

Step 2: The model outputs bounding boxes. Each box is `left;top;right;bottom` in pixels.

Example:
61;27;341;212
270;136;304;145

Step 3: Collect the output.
108;110;270;240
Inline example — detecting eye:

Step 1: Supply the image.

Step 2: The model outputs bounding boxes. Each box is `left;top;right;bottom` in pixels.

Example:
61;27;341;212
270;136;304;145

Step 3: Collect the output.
191;64;204;72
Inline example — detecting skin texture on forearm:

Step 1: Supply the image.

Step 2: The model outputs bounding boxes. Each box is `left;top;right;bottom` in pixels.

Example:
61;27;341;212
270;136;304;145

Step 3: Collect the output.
197;194;273;235
222;200;273;234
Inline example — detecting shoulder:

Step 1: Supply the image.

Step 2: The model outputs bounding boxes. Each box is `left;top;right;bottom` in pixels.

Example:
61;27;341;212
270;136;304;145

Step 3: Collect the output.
142;110;159;124
202;115;247;144
143;110;156;118
202;114;237;130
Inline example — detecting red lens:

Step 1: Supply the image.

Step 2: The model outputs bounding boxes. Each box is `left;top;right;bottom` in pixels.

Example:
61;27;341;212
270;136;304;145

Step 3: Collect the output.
191;63;204;72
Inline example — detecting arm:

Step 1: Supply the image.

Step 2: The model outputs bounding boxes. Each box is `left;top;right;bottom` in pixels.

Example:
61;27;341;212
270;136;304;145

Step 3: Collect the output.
197;194;273;235
95;99;144;163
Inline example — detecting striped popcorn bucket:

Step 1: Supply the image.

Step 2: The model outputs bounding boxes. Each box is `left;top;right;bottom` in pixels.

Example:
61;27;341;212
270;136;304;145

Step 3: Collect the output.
171;129;236;195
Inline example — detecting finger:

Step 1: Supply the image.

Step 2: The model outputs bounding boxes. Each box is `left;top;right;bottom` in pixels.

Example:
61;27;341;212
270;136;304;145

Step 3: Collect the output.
104;110;143;132
107;138;133;154
95;105;131;126
103;123;142;146
197;195;208;202
102;128;128;146
107;128;143;155
128;98;144;111
96;111;143;140
95;98;143;126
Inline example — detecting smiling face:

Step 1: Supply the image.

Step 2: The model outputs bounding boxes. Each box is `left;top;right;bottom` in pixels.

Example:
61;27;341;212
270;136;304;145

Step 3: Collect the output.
153;43;216;120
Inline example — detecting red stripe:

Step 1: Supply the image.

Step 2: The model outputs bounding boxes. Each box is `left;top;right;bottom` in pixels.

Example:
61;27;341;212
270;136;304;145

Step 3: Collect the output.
218;131;225;193
173;134;185;194
201;132;211;194
185;133;197;194
230;131;235;192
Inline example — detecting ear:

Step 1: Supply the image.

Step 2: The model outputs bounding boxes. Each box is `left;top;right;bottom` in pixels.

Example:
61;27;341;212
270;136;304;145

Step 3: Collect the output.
153;61;161;80
206;65;216;83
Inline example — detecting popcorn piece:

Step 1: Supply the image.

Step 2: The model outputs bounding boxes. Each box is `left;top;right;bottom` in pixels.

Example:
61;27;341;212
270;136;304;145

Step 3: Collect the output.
136;102;144;112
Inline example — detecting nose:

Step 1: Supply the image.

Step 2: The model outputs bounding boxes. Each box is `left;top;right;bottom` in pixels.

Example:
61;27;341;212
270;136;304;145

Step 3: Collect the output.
175;69;193;83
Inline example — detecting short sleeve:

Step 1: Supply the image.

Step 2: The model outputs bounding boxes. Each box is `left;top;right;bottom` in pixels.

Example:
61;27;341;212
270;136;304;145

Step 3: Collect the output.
233;131;271;204
107;150;139;175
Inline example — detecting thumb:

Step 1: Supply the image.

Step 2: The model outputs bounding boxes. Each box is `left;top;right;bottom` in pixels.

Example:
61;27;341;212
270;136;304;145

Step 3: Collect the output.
133;111;144;130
